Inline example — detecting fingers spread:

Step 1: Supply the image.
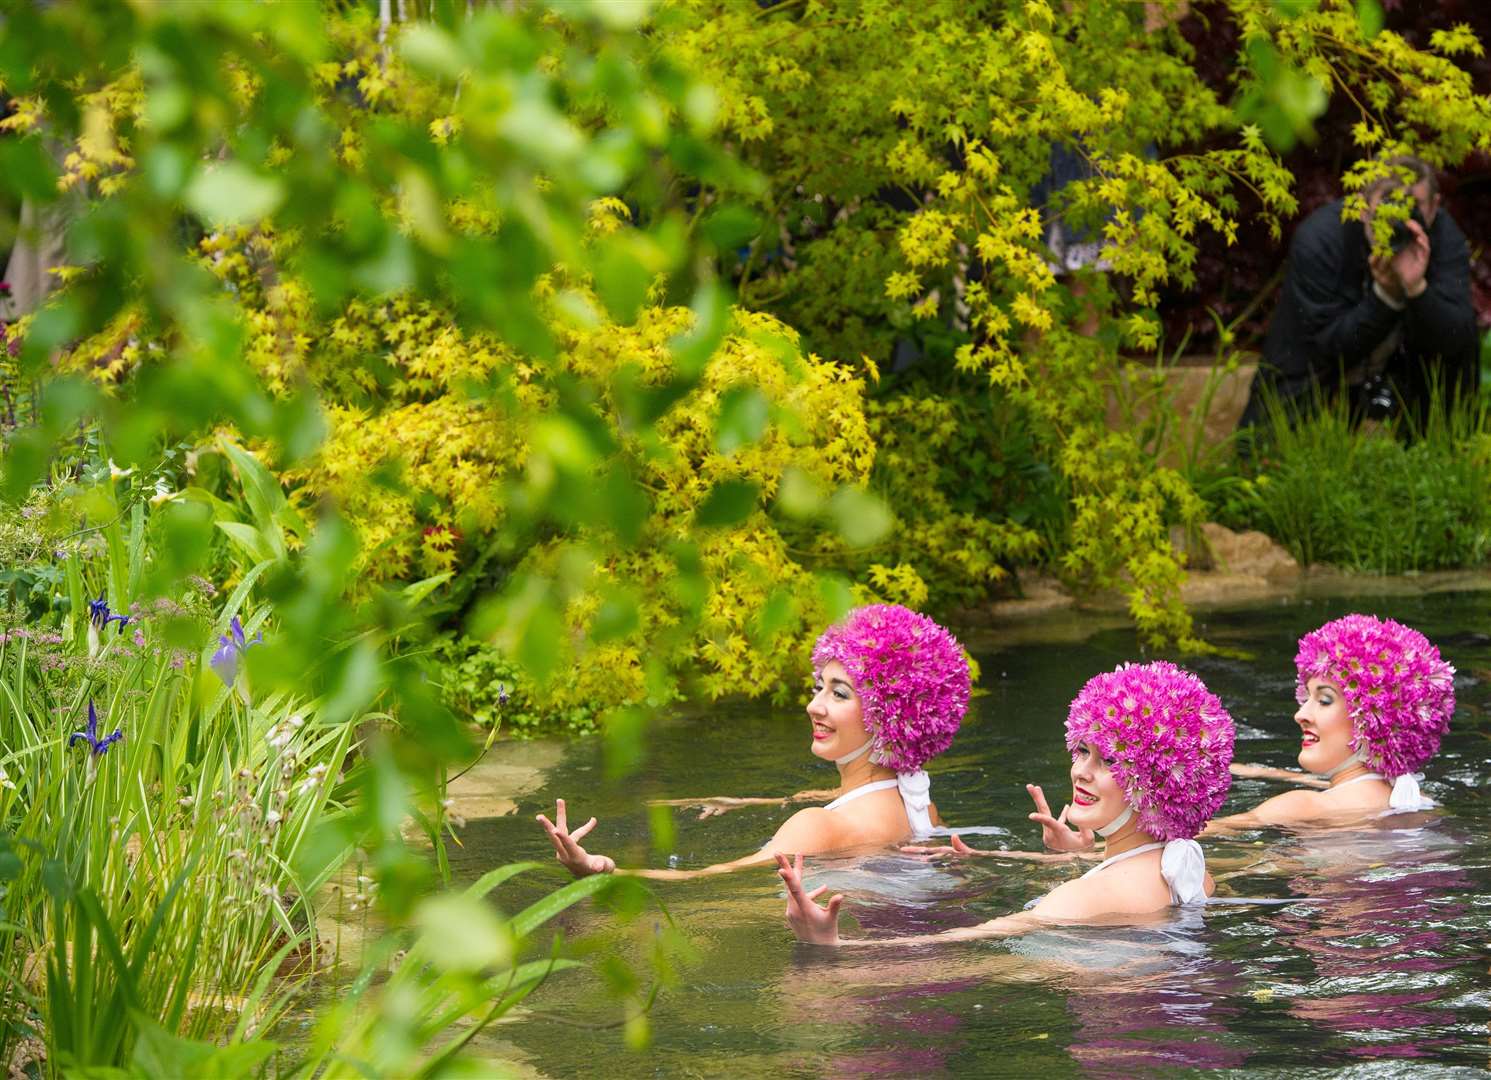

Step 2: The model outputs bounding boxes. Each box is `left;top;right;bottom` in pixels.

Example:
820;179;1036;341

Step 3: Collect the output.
570;817;597;842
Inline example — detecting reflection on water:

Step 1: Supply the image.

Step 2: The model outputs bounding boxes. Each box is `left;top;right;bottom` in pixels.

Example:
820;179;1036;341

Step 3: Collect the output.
459;591;1491;1075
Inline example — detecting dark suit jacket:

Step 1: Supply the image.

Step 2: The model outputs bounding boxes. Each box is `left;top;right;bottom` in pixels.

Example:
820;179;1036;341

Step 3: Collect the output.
1243;197;1479;424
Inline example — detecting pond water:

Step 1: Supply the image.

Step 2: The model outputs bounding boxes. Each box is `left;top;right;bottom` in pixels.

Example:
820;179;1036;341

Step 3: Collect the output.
458;591;1491;1077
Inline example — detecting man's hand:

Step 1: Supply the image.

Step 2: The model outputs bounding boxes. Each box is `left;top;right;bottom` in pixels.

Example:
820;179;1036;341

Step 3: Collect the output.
1026;783;1096;853
1371;218;1430;303
776;852;843;946
536;798;617;877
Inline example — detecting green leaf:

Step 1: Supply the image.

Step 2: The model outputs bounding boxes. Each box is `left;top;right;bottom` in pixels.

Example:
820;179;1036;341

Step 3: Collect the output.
694;478;759;528
714;386;769;455
399;24;466;78
215;522;276;565
129;1010;277;1080
670;281;731;375
415;893;513;973
0;136;60;203
184;162;286;227
828;486;893;548
701;204;761;251
401;572;454;608
510;872;617;939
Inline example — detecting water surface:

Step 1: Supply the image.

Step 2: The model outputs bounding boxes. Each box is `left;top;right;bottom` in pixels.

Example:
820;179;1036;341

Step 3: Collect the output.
460;592;1491;1077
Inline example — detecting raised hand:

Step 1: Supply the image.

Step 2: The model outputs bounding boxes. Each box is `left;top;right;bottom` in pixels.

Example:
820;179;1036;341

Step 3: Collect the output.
536;798;617;878
899;834;989;859
1370;219;1431;303
1027;783;1095;853
1391;219;1431;297
775;852;843;946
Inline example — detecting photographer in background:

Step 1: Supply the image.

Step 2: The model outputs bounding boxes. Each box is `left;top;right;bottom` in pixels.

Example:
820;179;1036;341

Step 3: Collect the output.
1237;155;1479;437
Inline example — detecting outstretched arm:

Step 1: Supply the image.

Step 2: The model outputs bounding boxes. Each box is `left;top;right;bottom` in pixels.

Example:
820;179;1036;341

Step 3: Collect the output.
1230;762;1329;789
900;834;1094;863
647;789;838;820
778;852;1044;947
537;799;850;881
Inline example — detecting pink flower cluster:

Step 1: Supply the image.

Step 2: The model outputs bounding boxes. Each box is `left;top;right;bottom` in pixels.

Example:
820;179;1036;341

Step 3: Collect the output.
1065;661;1235;841
1295;614;1454;778
811;604;969;774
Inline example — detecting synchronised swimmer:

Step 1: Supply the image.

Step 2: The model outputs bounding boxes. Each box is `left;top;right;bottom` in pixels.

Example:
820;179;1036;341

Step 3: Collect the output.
534;604;1457;950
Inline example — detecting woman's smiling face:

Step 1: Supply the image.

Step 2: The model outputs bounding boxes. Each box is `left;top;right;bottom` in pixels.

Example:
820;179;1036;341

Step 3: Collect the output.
1066;740;1128;833
808;661;870;763
1296;676;1354;772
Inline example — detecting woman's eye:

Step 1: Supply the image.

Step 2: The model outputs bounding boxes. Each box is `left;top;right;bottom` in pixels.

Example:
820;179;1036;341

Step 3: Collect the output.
833;689;850;700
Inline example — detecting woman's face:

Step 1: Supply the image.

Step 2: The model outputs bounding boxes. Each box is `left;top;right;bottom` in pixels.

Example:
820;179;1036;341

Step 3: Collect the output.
808;661;871;763
1066;740;1128;832
1296;676;1354;772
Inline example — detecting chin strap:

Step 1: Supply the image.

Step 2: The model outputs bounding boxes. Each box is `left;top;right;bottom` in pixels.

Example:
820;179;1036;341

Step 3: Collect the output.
1318;748;1367;780
1388;773;1434;812
1160;838;1207;905
1095;805;1133;838
834;738;874;766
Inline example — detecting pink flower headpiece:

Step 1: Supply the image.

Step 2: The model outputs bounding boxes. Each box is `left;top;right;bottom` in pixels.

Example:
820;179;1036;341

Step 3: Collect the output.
1295;614;1454;778
1065;661;1235;841
811;604;969;774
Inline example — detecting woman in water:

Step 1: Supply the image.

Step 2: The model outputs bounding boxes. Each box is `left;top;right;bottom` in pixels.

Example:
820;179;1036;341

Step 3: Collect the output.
779;661;1236;946
1210;613;1453;830
919;614;1454;863
536;604;970;880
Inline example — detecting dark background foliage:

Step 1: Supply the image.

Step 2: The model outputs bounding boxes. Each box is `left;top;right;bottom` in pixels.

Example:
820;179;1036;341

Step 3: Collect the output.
1161;0;1491;350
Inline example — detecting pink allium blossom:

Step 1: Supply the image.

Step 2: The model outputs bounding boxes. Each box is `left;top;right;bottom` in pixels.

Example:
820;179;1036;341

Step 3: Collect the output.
1065;661;1235;841
811;604;969;774
1295;614;1454;778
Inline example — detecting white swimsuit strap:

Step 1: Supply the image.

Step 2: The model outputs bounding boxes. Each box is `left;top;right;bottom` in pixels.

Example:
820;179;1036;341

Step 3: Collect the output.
1079;839;1208;905
1078;841;1165;879
822;778;899;811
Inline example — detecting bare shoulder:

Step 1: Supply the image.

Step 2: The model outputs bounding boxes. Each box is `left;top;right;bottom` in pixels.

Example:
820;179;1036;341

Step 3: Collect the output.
764;806;844;856
1251;788;1334;825
1030;856;1171;921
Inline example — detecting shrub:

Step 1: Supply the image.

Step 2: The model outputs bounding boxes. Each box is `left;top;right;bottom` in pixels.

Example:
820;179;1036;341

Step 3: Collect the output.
1227;398;1491;573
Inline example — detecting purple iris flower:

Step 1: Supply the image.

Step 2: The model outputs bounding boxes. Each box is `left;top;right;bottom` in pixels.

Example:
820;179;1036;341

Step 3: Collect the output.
69;699;123;757
210;616;263;687
88;593;131;630
88;593;111;628
498;682;510;706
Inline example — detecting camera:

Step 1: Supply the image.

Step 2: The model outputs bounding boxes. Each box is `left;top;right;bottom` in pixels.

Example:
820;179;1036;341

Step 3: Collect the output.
1356;373;1397;421
1389;206;1428;253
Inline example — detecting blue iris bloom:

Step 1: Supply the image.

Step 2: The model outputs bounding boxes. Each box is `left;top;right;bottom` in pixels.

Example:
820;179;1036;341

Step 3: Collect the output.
69;699;123;757
88;593;110;628
87;593;131;630
498;682;510;706
210;616;263;687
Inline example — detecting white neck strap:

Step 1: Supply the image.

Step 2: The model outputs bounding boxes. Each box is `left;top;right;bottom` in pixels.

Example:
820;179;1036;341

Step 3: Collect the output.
835;738;873;766
1096;805;1133;838
1319;748;1367;780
